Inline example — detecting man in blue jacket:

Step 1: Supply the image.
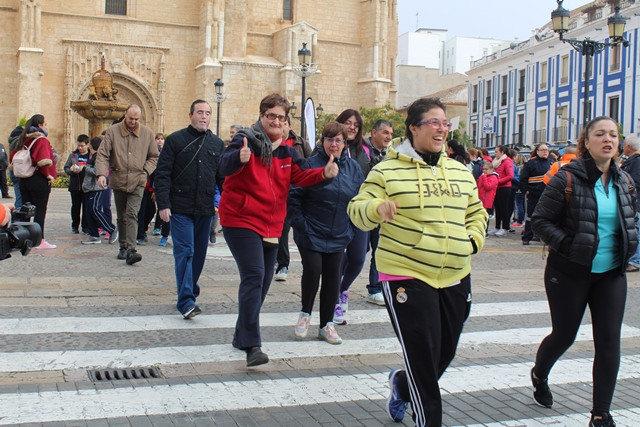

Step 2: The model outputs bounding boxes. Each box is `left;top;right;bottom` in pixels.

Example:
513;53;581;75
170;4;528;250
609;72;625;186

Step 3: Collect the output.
154;99;225;318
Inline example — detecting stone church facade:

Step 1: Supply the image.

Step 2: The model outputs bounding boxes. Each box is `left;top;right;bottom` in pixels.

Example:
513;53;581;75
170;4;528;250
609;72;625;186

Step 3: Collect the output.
1;0;398;158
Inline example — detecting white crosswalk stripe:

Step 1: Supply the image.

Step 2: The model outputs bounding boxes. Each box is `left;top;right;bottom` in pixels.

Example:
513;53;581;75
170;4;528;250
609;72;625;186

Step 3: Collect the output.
1;301;639;425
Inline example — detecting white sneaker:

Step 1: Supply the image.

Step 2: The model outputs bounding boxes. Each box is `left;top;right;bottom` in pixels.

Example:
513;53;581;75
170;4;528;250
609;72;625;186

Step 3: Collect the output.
274;266;288;281
294;312;310;338
495;229;507;237
487;229;499;235
366;292;385;306
318;322;342;345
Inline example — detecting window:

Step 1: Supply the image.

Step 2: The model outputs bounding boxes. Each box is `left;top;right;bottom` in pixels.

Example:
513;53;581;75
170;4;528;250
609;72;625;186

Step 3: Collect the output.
609;96;620;122
560;54;569;85
283;0;292;20
610;44;621;72
472;85;478;113
485;80;492;110
518;69;526;102
500;75;507;106
539;61;548;90
105;0;126;15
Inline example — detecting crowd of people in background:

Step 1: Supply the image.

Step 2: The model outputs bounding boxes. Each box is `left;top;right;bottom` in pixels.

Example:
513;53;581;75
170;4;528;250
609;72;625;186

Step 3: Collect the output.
3;97;635;427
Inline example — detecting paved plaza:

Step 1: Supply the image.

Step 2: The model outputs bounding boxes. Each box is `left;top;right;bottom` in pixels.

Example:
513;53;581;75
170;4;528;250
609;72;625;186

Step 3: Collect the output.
0;188;639;426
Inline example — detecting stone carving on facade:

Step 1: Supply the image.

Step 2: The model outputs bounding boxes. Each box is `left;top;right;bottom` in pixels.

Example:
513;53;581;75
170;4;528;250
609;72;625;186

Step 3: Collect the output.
88;55;119;101
20;0;41;48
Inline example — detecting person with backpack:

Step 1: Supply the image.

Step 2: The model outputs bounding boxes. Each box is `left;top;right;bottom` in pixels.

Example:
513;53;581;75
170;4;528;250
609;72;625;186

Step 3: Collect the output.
531;116;637;427
9;114;57;249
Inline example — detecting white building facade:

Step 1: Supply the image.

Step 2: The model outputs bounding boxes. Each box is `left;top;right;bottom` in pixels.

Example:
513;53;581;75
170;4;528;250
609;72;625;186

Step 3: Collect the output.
467;0;640;149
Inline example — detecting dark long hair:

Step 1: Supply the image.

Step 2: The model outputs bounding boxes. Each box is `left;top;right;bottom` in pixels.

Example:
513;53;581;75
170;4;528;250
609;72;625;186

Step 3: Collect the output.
17;114;45;150
577;116;618;158
335;109;365;151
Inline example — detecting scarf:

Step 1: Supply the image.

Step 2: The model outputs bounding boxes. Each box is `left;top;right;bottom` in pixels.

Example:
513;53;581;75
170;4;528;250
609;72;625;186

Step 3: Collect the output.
29;126;48;137
237;119;280;167
492;153;506;169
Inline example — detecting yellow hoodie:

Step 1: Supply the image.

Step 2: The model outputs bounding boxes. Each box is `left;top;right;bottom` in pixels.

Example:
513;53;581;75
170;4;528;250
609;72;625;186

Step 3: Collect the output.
348;139;488;288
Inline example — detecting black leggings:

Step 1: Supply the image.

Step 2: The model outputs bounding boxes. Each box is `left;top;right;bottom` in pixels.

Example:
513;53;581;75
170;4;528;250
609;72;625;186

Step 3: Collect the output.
299;247;343;328
493;187;511;230
534;264;627;414
20;174;51;238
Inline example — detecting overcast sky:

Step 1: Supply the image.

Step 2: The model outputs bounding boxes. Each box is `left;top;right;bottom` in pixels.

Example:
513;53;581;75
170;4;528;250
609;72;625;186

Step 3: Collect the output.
397;0;591;41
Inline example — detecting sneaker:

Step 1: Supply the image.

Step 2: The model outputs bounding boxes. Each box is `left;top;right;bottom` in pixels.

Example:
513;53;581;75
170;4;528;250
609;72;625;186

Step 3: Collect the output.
117;247;127;260
274;266;288;281
511;222;523;227
136;238;146;246
531;367;553;408
387;369;409;422
487;228;499;235
294;312;311;338
183;305;202;319
318;322;342;344
36;240;56;249
108;228;119;244
508;228;516;233
209;231;216;244
125;249;142;265
366;292;385;306
246;346;269;367
333;304;346;325
589;412;616;427
153;228;161;236
71;228;79;234
81;236;101;245
339;290;349;312
495;229;507;237
158;236;168;247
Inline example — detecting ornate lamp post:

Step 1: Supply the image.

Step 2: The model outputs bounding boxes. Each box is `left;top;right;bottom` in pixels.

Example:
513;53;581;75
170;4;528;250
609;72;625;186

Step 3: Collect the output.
292;43;318;141
213;79;226;136
290;103;324;121
551;1;629;127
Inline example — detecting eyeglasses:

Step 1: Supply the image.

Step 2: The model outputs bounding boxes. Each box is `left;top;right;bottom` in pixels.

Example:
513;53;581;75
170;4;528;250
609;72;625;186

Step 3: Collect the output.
416;119;452;130
324;137;345;145
264;112;287;122
344;121;359;129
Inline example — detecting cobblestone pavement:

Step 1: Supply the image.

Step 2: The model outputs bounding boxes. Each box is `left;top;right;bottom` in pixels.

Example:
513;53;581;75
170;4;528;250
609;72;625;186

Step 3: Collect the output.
0;188;639;426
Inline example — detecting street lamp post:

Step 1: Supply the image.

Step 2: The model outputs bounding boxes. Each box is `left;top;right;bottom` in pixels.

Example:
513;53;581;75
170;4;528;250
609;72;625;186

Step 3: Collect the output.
213;79;227;136
292;43;318;141
551;1;629;128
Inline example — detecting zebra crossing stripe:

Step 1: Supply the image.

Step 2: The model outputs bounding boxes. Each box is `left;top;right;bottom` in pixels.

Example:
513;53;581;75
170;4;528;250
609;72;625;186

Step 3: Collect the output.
0;301;552;335
0;357;639;425
1;324;639;373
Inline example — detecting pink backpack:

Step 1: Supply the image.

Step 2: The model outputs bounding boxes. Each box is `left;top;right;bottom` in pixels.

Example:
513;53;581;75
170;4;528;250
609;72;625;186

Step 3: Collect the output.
11;138;39;178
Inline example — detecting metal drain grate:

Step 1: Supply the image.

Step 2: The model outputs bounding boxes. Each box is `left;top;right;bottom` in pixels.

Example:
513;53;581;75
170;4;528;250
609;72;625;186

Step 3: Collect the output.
88;367;163;382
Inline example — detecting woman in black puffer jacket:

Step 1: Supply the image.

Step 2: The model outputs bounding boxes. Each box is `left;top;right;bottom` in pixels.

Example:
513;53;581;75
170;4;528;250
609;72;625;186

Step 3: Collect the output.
530;116;637;427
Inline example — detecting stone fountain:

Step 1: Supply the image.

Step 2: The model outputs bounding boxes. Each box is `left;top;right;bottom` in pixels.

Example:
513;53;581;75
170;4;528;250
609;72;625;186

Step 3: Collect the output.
70;55;128;137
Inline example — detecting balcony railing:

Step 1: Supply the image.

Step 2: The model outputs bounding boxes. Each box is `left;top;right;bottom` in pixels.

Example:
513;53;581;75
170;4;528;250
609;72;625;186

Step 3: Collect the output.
560;76;569;85
552;126;568;142
532;129;547;144
512;132;524;147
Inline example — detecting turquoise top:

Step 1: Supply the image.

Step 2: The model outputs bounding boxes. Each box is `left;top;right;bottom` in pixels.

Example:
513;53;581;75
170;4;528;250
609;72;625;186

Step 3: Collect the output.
592;176;622;273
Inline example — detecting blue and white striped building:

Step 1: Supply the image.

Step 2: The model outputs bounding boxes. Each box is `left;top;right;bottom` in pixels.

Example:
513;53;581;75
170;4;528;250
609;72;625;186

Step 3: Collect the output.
467;0;640;149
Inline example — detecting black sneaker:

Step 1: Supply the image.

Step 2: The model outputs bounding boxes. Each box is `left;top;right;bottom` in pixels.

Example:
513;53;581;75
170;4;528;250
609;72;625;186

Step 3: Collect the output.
117;247;127;260
246;347;269;367
531;367;553;408
589;412;616;427
126;249;142;265
71;228;79;234
183;305;202;319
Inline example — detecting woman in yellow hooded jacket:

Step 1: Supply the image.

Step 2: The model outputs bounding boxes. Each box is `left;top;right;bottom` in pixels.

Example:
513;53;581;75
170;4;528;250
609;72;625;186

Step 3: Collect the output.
347;97;487;427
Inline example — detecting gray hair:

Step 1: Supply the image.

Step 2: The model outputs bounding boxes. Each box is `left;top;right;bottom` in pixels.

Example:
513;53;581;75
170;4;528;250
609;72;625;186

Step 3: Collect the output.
230;124;243;131
625;135;640;151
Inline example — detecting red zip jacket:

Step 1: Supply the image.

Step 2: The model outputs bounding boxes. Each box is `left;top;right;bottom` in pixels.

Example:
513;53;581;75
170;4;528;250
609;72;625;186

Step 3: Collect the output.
219;134;325;238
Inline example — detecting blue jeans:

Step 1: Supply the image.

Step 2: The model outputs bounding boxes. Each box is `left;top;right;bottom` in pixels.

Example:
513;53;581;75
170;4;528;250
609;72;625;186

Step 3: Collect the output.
8;170;21;209
367;226;382;294
223;226;278;349
171;213;212;314
628;215;640;267
514;191;525;223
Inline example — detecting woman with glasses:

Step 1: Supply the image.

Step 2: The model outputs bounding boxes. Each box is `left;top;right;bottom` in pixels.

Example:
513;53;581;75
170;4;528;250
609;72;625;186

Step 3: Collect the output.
333;109;370;324
218;93;338;367
348;98;487;426
288;121;364;345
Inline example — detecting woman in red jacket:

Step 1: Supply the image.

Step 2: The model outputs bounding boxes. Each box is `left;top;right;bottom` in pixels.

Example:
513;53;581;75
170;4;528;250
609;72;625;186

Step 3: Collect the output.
218;93;338;367
10;114;58;249
490;145;514;236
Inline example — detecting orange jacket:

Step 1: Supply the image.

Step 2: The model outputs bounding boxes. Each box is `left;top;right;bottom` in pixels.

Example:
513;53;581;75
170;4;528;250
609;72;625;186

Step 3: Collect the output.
543;153;577;184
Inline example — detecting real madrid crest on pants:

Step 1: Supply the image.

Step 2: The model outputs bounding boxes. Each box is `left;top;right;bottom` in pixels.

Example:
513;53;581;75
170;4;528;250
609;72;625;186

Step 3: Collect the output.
396;287;407;303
